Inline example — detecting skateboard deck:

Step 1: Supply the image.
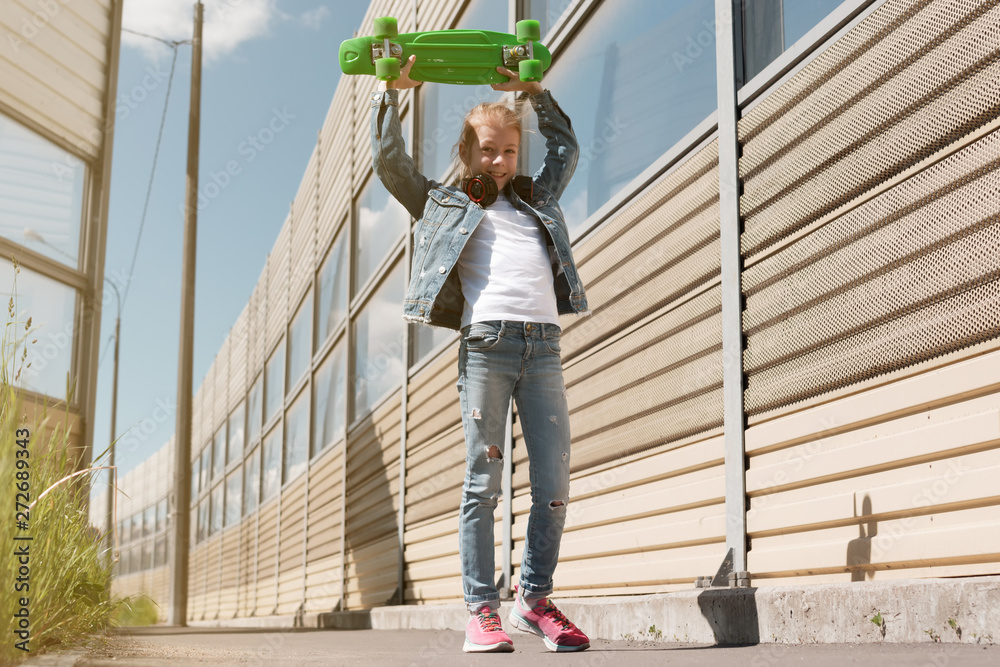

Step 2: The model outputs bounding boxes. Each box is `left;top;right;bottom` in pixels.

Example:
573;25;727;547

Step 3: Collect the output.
339;18;551;85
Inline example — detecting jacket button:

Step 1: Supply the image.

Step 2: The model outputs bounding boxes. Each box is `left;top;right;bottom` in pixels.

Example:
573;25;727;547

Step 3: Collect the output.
459;227;467;234
438;266;446;274
443;196;450;203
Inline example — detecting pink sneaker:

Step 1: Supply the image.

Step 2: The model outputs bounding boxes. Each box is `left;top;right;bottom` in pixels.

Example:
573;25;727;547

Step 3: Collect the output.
510;590;590;652
463;606;514;653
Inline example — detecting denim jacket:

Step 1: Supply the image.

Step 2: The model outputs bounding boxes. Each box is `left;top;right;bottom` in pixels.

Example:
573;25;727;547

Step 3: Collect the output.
370;88;589;331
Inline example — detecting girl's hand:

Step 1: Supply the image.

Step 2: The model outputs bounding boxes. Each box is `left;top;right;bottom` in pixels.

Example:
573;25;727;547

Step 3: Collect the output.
385;55;422;90
490;66;543;95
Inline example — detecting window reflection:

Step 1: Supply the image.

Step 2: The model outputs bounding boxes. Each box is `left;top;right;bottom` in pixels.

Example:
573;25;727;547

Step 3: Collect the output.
410;324;453;367
212;425;226;478
264;343;285;424
352;262;405;421
287;292;312;390
313;341;346;455
1;259;79;400
528;0;717;238
197;500;208;543
284;389;309;483
525;0;575;39
742;0;846;82
354;176;408;296
224;469;242;527
0;114;85;268
210;482;223;535
247;374;263;444
199;445;211;489
243;446;260;516
191;457;200;498
227;402;245;465
261;427;281;502
316;230;349;350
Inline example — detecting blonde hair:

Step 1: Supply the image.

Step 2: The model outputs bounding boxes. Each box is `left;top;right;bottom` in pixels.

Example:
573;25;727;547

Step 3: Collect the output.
453;102;525;181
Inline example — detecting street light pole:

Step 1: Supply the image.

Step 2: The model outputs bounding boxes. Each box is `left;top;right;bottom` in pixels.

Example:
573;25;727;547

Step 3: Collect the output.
169;0;203;627
104;278;121;564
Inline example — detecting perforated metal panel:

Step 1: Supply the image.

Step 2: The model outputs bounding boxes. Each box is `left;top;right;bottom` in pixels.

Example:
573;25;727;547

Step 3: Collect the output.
744;123;1000;415
740;0;1000;259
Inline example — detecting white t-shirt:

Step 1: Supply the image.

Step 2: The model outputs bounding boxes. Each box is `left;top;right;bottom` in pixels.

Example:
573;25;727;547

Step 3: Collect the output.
456;193;559;329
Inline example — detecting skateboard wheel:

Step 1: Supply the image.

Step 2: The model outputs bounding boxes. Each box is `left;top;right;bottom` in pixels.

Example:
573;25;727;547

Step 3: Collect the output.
374;16;398;40
376;57;400;81
516;19;540;43
519;59;542;82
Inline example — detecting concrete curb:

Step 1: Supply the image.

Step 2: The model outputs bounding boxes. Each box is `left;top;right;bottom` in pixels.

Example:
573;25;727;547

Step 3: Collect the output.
304;576;1000;645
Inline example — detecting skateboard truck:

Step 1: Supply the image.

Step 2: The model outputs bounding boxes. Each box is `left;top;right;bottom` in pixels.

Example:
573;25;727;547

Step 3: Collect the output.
502;43;534;68
371;41;403;62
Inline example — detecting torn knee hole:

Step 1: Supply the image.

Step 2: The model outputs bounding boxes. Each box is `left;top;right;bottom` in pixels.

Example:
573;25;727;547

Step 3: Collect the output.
486;445;502;461
549;500;565;508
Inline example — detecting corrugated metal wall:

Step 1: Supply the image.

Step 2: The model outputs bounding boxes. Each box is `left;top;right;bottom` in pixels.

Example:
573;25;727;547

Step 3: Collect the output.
171;0;1000;623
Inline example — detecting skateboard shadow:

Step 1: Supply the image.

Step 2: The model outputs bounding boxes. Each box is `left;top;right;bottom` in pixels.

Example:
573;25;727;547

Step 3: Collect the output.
846;494;877;582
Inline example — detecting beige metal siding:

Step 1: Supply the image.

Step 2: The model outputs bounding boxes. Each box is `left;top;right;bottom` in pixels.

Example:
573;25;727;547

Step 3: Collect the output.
276;476;307;614
219;526;240;617
249;273;267;378
229;305;249;411
304;443;345;612
255;501;279;615
236;515;257;618
213;338;230;428
266;218;291;351
344;392;402;608
737;0;1000;585
0;0;113;159
290;146;318;302
318;82;352;250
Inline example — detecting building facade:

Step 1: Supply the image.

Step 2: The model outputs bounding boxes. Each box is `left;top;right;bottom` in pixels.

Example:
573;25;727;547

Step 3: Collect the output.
111;0;1000;620
0;0;123;467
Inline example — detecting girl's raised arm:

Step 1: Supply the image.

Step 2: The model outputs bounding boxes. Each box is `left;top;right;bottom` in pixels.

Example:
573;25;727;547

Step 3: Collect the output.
371;56;433;219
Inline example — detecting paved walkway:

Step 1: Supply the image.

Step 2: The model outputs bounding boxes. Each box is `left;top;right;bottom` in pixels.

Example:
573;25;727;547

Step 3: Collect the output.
19;627;999;666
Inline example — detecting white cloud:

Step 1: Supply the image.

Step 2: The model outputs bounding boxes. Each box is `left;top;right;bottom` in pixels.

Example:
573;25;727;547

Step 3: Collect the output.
299;6;330;29
121;0;278;63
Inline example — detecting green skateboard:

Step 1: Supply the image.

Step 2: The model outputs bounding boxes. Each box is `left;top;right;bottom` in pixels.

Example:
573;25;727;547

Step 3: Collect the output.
339;16;551;85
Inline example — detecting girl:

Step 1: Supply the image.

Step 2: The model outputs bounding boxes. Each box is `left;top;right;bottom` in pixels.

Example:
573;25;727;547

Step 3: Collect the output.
371;55;590;653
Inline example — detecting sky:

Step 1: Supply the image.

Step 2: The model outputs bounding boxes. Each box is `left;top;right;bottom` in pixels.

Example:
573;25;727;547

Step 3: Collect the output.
91;0;370;484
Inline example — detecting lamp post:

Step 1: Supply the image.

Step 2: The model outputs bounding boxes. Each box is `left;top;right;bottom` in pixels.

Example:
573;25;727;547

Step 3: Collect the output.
103;277;122;564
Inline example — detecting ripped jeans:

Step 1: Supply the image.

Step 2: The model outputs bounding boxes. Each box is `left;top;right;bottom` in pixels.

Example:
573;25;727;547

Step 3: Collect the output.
457;320;571;611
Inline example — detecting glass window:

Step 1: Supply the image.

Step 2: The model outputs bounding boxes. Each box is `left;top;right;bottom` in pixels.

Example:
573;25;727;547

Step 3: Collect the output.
417;0;507;180
526;0;717;238
247;374;263;444
224;468;242;528
352;262;405;421
525;0;575;39
142;539;152;570
284;389;310;483
200;445;211;488
118;520;125;544
210;482;224;536
0;113;85;268
191;456;200;499
212;425;226;478
131;513;142;542
155;534;167;567
156;498;167;533
197;500;209;543
143;506;155;537
742;0;845;82
261;427;282;503
189;507;197;546
287;292;313;391
354;176;408;296
265;344;285;424
227;401;245;465
243;446;260;516
1;259;79;399
316;229;349;349
411;324;453;367
313;341;346;456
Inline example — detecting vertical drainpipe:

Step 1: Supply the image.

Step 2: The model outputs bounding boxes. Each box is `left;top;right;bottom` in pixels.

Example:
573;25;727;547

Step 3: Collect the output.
714;0;749;583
